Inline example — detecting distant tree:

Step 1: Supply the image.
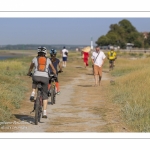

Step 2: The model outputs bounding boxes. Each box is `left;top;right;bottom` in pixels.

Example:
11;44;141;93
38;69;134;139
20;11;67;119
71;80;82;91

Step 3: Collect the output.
134;40;143;48
119;41;126;49
106;32;119;45
146;32;150;46
144;42;149;49
96;35;109;46
96;19;145;49
118;19;137;33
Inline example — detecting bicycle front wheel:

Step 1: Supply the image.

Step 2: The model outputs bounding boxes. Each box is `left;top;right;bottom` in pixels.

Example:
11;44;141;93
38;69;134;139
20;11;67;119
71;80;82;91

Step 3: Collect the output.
50;86;55;105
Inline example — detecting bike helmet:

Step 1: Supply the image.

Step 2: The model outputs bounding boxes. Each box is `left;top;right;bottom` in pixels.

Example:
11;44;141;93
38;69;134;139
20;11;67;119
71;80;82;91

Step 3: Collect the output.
50;49;57;56
37;46;47;54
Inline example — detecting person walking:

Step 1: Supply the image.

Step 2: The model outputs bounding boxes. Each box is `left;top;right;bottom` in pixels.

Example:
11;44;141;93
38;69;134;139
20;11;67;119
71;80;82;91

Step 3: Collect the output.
61;46;69;67
91;46;106;86
81;46;90;68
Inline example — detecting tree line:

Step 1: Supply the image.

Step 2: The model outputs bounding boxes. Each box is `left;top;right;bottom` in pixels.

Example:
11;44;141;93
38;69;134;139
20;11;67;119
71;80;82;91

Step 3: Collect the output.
96;19;150;49
0;44;81;50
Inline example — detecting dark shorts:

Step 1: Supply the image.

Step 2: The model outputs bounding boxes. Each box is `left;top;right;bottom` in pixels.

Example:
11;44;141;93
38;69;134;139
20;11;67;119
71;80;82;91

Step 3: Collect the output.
49;76;58;83
32;76;49;100
62;57;67;61
109;59;115;63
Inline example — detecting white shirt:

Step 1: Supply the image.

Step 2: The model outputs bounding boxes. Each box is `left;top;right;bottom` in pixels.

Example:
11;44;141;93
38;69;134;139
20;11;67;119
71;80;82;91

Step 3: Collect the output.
62;49;69;57
91;51;106;67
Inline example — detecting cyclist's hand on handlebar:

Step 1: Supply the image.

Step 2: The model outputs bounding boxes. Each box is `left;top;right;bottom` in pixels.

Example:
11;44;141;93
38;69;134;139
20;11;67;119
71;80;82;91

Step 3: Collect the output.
54;74;58;78
58;70;63;73
27;72;32;76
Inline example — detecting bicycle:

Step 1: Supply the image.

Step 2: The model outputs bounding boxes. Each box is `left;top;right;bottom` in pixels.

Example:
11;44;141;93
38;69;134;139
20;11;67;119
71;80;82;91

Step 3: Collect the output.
29;73;44;125
48;70;62;105
109;59;115;71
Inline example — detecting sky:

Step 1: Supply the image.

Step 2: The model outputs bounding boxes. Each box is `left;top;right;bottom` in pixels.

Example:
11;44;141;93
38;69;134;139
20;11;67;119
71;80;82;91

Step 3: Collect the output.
0;18;150;46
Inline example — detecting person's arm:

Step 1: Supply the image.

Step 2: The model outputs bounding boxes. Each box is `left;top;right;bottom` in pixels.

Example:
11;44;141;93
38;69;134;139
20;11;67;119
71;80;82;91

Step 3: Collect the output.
27;62;34;75
101;54;106;66
58;62;63;72
101;58;105;66
91;55;94;65
49;63;56;75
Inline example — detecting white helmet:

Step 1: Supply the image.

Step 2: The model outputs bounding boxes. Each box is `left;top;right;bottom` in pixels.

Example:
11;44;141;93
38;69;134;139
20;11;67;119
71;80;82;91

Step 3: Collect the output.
37;46;47;54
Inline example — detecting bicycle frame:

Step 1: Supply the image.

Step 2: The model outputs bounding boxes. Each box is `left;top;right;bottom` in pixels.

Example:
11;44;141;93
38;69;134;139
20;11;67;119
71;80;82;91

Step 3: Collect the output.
49;74;57;105
48;71;62;104
109;60;114;71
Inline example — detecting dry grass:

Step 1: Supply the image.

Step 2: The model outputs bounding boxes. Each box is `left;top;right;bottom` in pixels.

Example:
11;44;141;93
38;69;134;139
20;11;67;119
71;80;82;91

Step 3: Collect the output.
106;54;150;132
0;56;30;130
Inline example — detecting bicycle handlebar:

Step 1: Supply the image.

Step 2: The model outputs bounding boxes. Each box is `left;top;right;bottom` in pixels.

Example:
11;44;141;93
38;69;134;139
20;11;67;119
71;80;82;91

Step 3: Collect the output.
27;70;63;77
57;70;63;73
27;72;33;77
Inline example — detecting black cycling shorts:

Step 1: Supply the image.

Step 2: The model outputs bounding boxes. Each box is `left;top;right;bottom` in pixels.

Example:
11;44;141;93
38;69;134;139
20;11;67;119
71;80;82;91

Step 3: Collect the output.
32;76;49;100
49;76;58;83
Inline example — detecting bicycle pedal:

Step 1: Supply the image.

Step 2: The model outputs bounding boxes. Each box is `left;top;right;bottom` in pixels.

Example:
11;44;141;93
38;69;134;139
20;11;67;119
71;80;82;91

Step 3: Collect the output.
30;99;35;102
30;109;35;114
42;115;47;118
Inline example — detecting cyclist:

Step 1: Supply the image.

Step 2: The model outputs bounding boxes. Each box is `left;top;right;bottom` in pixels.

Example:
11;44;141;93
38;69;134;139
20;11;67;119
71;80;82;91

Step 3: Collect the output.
107;47;117;70
48;49;63;95
27;46;57;118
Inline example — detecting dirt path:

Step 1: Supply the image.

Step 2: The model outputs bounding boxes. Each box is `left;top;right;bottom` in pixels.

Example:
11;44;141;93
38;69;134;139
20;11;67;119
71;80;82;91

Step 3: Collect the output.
4;65;128;132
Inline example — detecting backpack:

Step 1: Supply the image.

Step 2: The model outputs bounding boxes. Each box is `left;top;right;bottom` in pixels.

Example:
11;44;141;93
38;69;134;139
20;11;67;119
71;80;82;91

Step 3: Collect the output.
110;51;114;57
37;56;47;72
65;52;68;56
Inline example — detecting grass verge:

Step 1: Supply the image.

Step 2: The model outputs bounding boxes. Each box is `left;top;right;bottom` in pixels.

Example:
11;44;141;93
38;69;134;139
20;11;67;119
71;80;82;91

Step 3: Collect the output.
0;56;32;125
106;54;150;132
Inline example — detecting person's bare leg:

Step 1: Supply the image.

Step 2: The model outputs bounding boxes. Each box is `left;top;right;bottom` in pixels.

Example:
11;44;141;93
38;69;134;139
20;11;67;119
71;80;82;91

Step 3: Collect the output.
30;88;36;101
43;99;48;118
64;61;66;67
63;61;65;67
99;67;102;86
99;76;102;86
94;75;98;86
43;99;48;110
84;62;86;68
32;89;36;93
42;99;48;118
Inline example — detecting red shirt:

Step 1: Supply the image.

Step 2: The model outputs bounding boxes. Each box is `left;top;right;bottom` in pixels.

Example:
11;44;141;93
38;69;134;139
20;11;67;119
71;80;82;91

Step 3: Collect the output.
83;52;89;59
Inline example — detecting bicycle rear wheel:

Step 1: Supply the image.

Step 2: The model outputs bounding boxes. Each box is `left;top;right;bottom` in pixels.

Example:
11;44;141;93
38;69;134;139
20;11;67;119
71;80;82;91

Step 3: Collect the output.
53;86;56;104
50;86;55;105
38;98;43;122
35;97;39;125
35;91;41;125
110;60;114;71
